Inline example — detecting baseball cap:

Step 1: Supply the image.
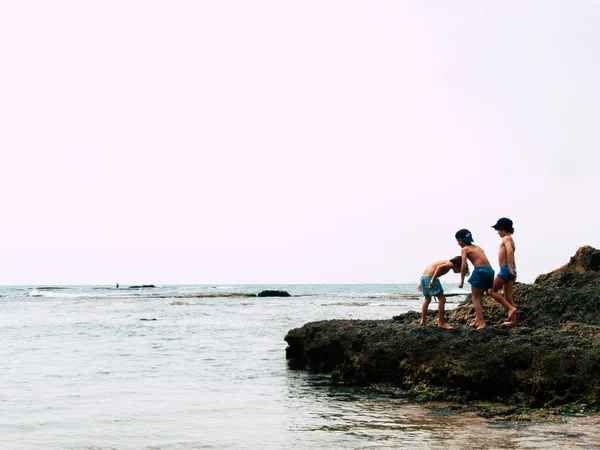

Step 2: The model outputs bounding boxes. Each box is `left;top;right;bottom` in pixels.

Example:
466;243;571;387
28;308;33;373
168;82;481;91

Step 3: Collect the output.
491;217;513;229
455;229;474;243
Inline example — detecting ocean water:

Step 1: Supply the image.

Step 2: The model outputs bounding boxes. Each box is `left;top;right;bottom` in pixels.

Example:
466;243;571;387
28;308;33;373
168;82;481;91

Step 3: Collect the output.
1;284;598;449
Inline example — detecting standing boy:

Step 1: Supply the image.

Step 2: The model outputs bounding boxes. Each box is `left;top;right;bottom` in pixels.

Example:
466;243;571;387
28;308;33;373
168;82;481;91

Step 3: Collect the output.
455;229;496;330
418;257;463;329
487;217;518;326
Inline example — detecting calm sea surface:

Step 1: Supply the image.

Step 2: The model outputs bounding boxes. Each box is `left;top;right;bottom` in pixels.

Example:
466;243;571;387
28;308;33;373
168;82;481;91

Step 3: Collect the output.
1;284;598;449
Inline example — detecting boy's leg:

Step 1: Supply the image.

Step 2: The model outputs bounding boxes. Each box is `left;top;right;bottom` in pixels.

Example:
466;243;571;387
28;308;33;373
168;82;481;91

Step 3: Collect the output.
488;276;505;300
504;280;515;307
502;280;517;326
420;296;432;326
488;277;517;325
471;287;486;330
436;293;453;329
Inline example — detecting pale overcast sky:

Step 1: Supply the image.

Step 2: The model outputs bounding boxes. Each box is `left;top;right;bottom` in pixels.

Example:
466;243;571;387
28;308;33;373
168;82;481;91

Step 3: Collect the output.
1;1;598;285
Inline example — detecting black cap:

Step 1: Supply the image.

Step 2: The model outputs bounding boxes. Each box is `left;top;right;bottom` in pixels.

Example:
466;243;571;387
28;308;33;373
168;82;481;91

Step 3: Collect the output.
455;229;474;243
492;217;513;230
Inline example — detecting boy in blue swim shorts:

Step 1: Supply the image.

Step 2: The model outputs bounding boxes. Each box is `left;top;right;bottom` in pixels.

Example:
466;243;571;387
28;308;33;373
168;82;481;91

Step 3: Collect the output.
418;256;463;328
487;218;518;326
455;229;496;330
468;266;495;290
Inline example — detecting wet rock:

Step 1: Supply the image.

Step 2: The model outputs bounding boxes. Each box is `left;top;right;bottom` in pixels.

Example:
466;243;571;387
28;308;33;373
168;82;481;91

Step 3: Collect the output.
284;246;600;410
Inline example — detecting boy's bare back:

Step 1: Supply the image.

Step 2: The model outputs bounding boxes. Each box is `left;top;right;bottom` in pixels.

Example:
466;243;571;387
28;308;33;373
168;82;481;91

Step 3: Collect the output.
462;245;491;267
423;260;452;277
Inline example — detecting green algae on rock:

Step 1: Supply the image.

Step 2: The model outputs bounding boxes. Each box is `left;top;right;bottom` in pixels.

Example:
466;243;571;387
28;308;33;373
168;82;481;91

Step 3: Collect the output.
284;246;600;411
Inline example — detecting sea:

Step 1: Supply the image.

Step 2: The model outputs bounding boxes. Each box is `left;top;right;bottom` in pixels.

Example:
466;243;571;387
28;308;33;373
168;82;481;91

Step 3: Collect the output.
1;284;598;449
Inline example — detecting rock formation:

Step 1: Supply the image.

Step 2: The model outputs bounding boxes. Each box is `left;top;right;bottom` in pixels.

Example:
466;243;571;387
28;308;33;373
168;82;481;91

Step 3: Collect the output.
285;246;600;411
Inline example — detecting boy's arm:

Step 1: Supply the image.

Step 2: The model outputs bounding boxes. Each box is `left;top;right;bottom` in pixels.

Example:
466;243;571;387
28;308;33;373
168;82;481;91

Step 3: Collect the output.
429;262;452;288
503;236;516;275
458;249;468;288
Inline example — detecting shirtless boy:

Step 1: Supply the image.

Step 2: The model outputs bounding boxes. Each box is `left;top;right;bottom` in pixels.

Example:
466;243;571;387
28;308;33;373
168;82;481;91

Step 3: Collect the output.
455;229;496;330
418;257;462;329
487;218;518;326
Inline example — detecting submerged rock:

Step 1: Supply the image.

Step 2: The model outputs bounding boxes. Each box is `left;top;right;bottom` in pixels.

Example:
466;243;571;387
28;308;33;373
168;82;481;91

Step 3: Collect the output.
257;290;291;297
284;246;600;410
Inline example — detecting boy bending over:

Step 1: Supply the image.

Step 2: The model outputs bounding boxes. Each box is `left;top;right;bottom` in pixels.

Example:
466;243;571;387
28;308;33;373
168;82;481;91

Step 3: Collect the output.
418;257;462;329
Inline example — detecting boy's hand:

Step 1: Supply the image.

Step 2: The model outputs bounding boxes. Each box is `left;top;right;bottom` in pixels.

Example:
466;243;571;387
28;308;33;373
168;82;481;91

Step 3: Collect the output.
510;267;516;277
428;281;434;289
458;282;463;289
418;284;422;292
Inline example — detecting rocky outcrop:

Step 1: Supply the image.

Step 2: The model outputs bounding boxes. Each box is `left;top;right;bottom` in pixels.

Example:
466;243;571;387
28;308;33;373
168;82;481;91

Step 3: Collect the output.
284;246;600;411
534;245;600;287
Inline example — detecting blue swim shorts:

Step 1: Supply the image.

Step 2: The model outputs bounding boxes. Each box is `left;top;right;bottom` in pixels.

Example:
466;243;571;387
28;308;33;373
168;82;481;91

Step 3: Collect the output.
468;266;495;290
420;276;443;297
498;264;517;281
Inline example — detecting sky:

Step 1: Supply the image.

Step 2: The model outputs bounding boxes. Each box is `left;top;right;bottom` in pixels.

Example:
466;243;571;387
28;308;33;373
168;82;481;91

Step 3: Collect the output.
1;1;599;285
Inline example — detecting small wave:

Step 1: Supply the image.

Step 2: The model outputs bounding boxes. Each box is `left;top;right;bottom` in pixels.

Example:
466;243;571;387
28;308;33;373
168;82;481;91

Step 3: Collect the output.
28;286;75;297
311;293;422;300
322;302;371;307
169;301;208;306
151;293;257;299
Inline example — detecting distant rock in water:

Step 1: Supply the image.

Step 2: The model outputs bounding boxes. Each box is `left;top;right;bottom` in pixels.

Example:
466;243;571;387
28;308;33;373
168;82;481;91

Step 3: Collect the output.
128;285;156;289
285;246;600;413
258;290;291;297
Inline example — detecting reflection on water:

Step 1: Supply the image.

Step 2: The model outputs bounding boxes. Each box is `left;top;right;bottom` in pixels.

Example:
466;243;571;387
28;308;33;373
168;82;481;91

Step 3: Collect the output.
286;372;600;449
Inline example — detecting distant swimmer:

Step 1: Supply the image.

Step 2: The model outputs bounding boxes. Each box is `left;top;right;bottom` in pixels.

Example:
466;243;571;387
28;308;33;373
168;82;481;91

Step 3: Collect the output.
116;283;119;289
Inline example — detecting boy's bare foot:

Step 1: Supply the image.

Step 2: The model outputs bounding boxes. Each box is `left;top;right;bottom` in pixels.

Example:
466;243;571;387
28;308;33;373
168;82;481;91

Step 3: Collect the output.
476;323;487;330
438;323;453;329
419;321;426;327
501;308;517;327
470;320;480;328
